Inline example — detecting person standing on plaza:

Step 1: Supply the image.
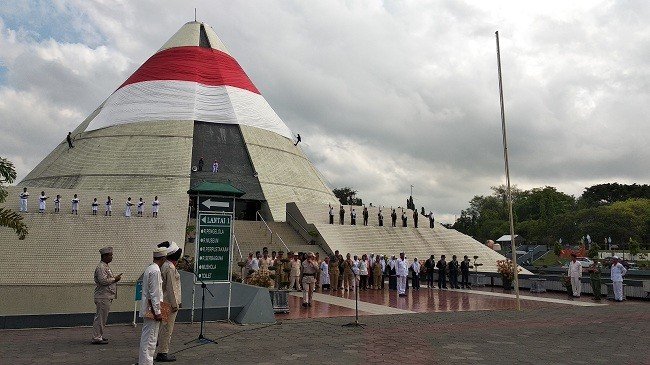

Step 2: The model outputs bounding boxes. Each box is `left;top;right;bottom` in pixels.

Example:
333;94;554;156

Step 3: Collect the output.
38;191;48;213
339;205;345;225
391;209;397;227
378;209;384;226
91;198;99;215
152;196;160;218
373;255;383;289
105;196;112;216
290;253;302;291
138;247;166;365
19;187;29;212
320;256;331;291
155;242;182;362
410;258;421;290
449;255;460;289
137;198;145;217
350;208;357;225
588;259;602;301
425;255;435;288
212;160;219;173
343;254;354;292
301;252;318;307
359;254;369;290
274;251;286;288
54;194;61;213
125;197;134;217
610;256;627;302
461;255;471;289
71;194;80;215
92;246;121;345
328;253;339;292
412;210;418;228
329;204;334;224
568;253;582;297
437;255;448;289
396;253;408;297
363;206;369;226
388;255;397;290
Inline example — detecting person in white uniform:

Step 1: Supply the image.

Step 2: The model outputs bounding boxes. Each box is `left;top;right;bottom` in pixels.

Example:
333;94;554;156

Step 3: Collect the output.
139;247;167;365
38;191;48;213
212;160;219;173
125;197;134;217
137;198;145;217
396;253;409;297
610;256;627;302
152;196;160;218
567;253;583;297
91;198;99;215
19;187;29;212
320;257;331;291
71;194;79;215
54;194;61;213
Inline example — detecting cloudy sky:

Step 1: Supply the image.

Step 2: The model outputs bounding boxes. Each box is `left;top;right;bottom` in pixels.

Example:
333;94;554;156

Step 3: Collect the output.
1;0;648;223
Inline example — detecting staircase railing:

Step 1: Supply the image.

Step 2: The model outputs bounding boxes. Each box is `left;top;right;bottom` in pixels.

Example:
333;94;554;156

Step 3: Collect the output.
256;211;289;252
232;234;243;261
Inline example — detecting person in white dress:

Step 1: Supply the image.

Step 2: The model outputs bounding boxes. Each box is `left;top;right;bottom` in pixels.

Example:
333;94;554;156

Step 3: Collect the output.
54;194;61;213
567;254;583;297
105;196;112;216
152;196;160;218
19;187;29;212
91;198;99;215
71;194;79;215
610;256;627;302
396;253;409;297
138;247;166;365
320;257;331;291
212;160;219;173
137;198;145;217
38;191;48;213
125;197;134;217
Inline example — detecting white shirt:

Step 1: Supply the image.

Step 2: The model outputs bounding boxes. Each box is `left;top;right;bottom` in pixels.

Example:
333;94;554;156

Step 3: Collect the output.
71;198;79;208
152;199;160;212
359;260;368;275
140;263;163;317
568;260;582;277
396;258;409;276
250;258;259;271
610;263;627;282
352;260;360;275
380;260;386;272
411;261;421;274
320;262;330;284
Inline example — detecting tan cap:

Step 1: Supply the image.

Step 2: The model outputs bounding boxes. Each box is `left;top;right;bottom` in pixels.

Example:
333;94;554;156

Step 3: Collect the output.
153;247;167;258
99;246;113;255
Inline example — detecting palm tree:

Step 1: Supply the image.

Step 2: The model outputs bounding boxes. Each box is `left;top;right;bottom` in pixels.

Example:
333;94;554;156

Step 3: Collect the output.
0;157;28;239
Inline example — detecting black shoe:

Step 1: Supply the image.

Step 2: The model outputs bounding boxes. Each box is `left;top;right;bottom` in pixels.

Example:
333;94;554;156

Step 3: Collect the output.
91;339;108;345
308;302;312;307
302;302;308;307
155;353;177;362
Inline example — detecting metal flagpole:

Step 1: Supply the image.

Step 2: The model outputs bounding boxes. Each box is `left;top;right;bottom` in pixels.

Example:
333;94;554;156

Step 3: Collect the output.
226;197;235;324
495;31;521;311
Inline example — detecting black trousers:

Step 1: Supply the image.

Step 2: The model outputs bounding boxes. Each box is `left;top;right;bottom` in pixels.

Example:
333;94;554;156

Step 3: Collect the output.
360;275;368;290
329;215;334;224
438;272;447;288
450;271;459;288
427;271;434;287
339;215;344;224
389;275;397;290
378;219;383;226
412;274;420;289
414;220;418;228
363;217;368;226
392;218;396;227
461;271;470;288
430;220;434;228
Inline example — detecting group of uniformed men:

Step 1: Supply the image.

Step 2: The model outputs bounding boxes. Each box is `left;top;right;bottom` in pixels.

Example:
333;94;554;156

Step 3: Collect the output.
329;204;436;228
92;242;182;364
244;248;474;305
18;187;161;217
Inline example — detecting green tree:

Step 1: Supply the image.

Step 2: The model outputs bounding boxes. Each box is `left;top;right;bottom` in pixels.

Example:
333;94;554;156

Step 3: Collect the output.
332;187;363;206
629;238;640;257
0;157;28;239
553;241;562;256
587;242;600;259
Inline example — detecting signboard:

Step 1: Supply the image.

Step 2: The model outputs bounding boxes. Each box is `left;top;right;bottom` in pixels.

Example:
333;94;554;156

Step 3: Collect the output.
198;196;233;212
134;280;142;301
195;212;232;282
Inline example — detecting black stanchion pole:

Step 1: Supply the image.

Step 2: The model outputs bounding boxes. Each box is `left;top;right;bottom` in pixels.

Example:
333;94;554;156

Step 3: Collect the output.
343;277;364;327
185;273;217;345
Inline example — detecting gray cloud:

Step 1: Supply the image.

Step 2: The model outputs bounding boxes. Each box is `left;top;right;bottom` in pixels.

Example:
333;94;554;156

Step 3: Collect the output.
0;0;648;223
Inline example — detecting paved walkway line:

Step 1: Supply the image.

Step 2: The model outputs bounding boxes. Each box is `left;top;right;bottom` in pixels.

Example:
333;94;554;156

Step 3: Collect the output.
290;292;415;315
452;288;607;307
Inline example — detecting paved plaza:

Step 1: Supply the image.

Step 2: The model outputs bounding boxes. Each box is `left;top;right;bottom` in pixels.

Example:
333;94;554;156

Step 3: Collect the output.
1;287;648;365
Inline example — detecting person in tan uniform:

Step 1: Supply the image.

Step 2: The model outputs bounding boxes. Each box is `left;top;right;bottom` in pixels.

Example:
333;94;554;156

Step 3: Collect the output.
290;253;302;291
301;252;319;307
92;246;121;344
155;242;182;362
274;251;285;288
373;255;383;289
329;254;340;292
343;253;355;292
260;251;273;271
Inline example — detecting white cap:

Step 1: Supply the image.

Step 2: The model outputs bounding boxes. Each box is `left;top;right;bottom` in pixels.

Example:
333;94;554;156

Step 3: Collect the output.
153;247;167;258
166;242;180;256
612;256;619;260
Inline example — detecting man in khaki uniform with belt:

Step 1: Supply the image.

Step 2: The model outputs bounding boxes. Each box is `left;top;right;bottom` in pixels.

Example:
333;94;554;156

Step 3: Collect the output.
156;242;183;362
92;246;121;344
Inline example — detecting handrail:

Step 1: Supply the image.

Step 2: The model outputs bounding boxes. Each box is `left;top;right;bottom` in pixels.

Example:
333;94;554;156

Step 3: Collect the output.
275;233;289;253
286;211;310;236
232;234;243;261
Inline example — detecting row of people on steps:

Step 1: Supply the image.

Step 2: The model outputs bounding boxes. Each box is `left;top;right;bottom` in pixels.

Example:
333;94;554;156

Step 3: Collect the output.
328;204;435;228
18;187;160;217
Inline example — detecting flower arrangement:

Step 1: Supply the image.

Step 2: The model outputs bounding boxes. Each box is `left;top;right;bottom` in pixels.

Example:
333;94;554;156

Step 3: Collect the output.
247;270;274;288
496;259;521;281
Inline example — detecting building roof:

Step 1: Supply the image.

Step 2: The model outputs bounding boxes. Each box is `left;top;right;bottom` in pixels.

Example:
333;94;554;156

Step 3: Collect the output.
496;235;524;242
